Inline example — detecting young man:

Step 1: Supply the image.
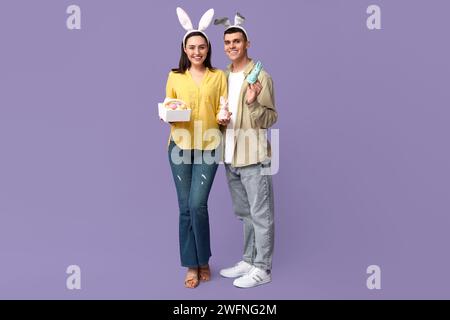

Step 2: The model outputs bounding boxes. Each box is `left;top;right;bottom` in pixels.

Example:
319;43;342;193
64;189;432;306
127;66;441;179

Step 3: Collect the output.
215;16;278;288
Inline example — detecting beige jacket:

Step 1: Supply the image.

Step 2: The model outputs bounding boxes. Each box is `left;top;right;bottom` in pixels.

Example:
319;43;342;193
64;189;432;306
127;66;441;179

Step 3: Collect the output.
223;59;278;167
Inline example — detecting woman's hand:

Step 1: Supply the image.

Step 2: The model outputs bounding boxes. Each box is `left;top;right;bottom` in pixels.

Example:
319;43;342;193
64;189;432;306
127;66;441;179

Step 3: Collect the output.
217;112;232;126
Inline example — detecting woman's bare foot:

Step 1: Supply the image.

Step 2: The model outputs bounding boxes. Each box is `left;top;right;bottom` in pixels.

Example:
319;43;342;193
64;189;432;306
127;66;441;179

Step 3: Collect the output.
184;268;199;289
198;265;211;282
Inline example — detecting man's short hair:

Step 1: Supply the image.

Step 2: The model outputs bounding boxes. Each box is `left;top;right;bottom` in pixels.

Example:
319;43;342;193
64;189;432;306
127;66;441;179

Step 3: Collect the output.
224;27;248;42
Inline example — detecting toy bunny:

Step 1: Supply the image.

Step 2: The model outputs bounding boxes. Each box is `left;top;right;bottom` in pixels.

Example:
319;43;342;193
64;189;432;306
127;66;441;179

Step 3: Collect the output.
247;61;263;84
218;96;231;122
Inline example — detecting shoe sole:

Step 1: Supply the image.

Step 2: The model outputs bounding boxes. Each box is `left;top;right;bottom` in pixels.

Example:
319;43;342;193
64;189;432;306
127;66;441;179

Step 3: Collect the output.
219;271;249;279
233;278;272;289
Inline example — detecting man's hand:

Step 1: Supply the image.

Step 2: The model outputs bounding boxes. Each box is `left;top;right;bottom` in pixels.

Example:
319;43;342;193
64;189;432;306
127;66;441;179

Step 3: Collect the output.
246;81;263;105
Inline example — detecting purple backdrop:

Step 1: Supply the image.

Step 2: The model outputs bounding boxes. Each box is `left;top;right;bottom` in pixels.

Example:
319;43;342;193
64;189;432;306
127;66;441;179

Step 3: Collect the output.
1;0;449;299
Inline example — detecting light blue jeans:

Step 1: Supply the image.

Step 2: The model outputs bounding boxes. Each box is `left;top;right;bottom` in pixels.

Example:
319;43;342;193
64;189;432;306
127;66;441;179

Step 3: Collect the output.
225;161;275;271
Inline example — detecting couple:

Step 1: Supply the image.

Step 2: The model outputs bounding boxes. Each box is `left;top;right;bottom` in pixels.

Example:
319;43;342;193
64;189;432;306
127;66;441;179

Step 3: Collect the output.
164;7;277;289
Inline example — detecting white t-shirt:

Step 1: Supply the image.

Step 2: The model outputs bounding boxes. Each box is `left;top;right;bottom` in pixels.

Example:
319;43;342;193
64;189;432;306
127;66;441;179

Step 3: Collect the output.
224;70;245;164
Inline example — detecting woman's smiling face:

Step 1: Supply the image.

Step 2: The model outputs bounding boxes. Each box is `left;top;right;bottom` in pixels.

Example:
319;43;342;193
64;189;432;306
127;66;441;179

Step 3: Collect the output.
184;35;209;68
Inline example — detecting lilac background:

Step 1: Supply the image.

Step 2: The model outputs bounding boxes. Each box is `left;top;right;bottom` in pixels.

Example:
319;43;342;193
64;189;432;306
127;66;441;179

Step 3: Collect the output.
1;0;449;299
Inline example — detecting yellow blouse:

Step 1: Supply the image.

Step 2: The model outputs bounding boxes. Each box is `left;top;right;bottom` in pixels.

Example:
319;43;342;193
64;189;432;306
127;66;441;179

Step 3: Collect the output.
165;68;227;150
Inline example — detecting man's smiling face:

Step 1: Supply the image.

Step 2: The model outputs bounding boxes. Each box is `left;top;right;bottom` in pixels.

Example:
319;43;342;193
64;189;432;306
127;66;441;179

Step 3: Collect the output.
224;32;249;62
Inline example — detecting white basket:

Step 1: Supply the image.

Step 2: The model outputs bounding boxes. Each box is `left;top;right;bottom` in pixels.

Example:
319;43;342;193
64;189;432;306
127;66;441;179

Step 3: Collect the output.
158;103;191;122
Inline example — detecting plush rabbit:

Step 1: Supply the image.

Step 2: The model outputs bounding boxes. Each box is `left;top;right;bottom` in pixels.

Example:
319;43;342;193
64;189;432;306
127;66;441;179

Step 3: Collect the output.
176;7;215;45
247;61;263;84
218;96;231;122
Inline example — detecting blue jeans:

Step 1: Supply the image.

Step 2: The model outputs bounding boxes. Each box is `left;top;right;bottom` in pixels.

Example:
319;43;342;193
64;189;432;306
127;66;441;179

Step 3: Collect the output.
168;141;219;267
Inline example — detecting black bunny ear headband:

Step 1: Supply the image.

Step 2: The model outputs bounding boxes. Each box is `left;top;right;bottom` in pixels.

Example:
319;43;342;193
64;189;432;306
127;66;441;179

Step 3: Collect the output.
214;12;249;39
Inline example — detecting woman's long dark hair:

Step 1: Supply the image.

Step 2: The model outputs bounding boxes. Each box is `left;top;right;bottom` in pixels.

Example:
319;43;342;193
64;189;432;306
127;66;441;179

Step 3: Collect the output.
172;32;216;74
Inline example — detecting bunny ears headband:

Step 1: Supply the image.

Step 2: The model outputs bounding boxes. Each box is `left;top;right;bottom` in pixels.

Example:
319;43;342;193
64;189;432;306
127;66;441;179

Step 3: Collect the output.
214;12;249;40
176;7;214;46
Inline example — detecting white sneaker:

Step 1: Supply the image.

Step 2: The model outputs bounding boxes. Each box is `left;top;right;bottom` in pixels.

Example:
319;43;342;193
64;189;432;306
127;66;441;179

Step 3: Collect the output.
233;267;272;288
220;261;253;278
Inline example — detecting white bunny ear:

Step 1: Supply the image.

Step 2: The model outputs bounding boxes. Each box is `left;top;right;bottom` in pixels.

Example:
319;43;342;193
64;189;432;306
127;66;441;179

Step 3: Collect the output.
198;8;214;32
234;12;245;26
177;7;194;31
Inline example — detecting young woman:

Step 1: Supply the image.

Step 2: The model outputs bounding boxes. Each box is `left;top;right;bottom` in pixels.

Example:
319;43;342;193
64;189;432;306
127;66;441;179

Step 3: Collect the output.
164;8;227;288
